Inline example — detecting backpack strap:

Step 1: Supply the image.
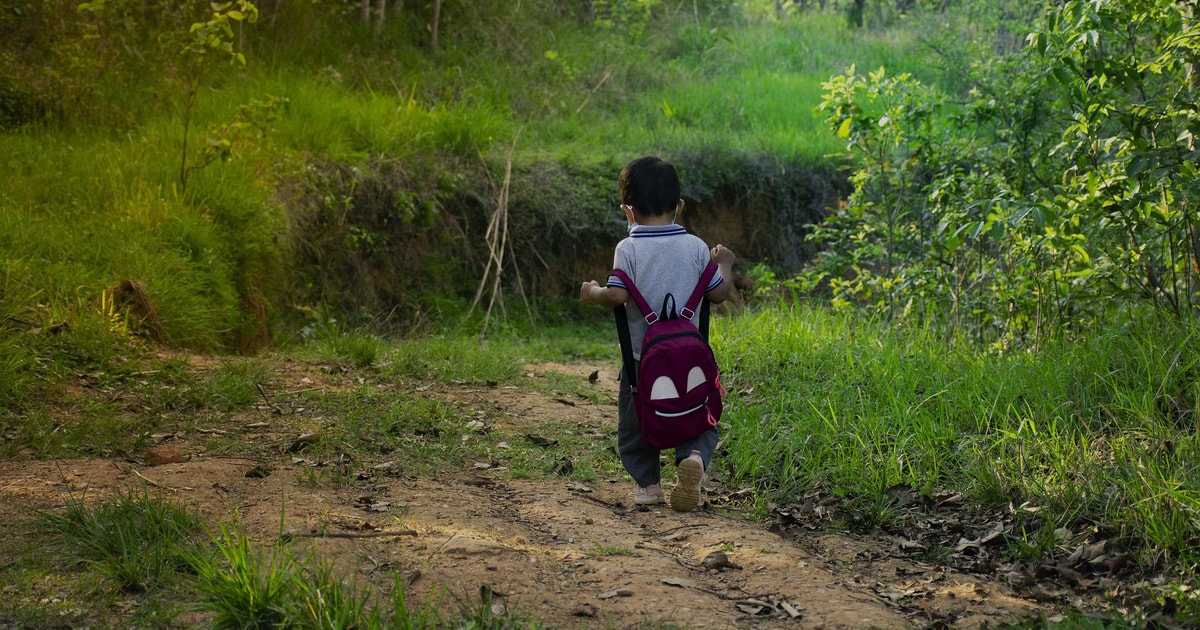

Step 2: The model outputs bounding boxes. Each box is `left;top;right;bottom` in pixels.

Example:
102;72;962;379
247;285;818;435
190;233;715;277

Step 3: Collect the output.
611;261;717;324
609;269;658;325
681;261;719;321
614;305;638;393
610;268;649;394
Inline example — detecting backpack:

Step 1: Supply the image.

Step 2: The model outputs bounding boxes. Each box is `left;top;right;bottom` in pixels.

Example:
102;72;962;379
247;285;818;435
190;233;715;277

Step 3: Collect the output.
611;261;723;450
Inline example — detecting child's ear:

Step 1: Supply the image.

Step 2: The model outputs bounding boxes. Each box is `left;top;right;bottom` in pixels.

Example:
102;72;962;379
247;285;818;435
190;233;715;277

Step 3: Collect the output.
622;204;636;224
674;199;685;221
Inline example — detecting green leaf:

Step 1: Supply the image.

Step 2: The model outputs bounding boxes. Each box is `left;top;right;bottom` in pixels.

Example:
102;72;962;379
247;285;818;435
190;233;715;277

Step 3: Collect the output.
837;117;852;139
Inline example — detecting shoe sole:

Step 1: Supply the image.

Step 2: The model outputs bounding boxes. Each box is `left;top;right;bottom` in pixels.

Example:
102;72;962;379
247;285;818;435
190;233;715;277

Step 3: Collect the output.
671;458;703;512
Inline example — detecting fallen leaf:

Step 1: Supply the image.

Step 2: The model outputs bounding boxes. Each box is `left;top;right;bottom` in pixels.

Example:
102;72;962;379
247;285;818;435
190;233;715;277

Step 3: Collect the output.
524;434;559;447
244;464;272;478
551;457;574;475
875;584;921;603
287;432;320;453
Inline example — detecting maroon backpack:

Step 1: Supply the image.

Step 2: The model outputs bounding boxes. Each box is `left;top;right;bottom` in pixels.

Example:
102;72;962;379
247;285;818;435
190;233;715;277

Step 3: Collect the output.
611;262;722;450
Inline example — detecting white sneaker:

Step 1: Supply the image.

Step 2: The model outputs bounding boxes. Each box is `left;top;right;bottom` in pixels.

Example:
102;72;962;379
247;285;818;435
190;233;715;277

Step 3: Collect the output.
634;484;665;505
671;451;705;512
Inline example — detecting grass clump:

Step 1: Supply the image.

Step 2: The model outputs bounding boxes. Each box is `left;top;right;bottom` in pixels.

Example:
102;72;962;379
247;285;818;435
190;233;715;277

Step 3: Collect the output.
37;490;202;593
188;524;541;629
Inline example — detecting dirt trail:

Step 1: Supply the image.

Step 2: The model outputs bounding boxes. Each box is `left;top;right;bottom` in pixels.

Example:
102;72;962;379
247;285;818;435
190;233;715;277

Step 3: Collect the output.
0;362;1058;628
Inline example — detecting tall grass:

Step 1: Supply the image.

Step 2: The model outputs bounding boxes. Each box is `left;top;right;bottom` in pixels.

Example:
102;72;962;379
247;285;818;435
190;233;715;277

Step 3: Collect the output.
714;305;1200;568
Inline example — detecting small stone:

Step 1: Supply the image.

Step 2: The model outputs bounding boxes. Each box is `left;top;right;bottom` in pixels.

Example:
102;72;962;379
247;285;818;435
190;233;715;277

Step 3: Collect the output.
570;603;597;617
145;445;183;466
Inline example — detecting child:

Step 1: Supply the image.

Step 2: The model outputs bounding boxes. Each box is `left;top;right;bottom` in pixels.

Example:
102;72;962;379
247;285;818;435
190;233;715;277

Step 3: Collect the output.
580;156;736;512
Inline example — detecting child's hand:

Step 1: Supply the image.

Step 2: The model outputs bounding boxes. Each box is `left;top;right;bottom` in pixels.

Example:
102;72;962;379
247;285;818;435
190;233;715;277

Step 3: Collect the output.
710;244;735;266
580;280;600;304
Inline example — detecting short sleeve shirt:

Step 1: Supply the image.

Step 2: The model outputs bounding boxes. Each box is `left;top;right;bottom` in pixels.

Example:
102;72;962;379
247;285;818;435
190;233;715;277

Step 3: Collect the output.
606;223;724;359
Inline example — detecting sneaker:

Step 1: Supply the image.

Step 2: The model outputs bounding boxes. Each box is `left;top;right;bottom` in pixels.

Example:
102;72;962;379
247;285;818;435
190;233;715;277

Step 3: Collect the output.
670;451;705;512
634;484;665;505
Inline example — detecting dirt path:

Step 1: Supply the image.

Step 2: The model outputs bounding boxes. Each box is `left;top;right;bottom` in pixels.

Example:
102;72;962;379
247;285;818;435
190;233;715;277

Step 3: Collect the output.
0;361;1061;628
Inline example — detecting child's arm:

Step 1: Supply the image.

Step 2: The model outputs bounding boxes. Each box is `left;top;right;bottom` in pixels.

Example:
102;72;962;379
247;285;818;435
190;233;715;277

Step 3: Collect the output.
580;281;630;308
705;244;737;304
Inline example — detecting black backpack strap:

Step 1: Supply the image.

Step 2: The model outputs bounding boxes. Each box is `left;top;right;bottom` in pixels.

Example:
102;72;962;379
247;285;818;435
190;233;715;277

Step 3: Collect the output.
614;305;637;393
610;269;642;393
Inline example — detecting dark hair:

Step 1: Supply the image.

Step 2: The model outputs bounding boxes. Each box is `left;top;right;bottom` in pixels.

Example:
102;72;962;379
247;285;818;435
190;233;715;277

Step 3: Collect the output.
618;156;680;216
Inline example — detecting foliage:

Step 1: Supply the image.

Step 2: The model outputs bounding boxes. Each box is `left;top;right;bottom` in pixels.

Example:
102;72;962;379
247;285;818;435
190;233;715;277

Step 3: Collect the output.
805;0;1200;348
162;0;259;192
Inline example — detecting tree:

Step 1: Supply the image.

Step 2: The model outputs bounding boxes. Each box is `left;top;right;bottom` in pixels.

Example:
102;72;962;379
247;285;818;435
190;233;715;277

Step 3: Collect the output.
807;0;1200;346
164;0;259;193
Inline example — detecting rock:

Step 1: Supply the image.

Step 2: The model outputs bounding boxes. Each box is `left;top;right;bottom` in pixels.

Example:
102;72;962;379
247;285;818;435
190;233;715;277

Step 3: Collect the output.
702;551;742;571
144;445;184;466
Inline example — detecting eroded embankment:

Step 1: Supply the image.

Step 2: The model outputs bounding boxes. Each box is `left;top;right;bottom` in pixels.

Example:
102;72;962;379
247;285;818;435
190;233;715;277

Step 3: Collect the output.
285;153;848;321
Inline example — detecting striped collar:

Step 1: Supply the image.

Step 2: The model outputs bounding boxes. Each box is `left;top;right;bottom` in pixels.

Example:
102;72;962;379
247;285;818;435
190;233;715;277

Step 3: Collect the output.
630;223;687;238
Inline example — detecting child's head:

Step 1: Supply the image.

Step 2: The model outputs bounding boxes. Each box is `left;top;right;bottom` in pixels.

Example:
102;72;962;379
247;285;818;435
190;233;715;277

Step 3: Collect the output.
619;156;680;217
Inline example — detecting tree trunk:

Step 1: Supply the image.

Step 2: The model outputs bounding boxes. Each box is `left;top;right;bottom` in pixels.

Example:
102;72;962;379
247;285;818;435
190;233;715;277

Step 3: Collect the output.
430;0;441;55
375;0;387;34
848;0;864;27
363;0;371;23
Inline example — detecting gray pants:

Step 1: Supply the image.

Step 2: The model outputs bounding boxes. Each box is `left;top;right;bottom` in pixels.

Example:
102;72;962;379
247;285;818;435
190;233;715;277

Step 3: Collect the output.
618;363;719;488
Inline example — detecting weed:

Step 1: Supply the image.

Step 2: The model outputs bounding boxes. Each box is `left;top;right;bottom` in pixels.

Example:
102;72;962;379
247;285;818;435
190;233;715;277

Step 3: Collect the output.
187;524;300;628
585;543;637;557
204;359;272;412
37;490;202;593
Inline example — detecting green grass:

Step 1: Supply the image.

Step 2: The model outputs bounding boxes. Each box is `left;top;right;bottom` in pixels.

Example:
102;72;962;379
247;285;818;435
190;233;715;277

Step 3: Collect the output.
37;490;202;593
713;304;1200;576
189;522;545;630
15;490;545;629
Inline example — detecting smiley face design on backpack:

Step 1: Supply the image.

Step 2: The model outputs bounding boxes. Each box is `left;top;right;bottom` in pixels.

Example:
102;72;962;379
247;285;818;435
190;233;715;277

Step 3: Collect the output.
648;366;710;417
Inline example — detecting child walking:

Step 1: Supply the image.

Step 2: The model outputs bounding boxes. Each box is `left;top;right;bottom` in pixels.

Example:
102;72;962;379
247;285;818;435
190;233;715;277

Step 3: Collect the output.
580;156;736;512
